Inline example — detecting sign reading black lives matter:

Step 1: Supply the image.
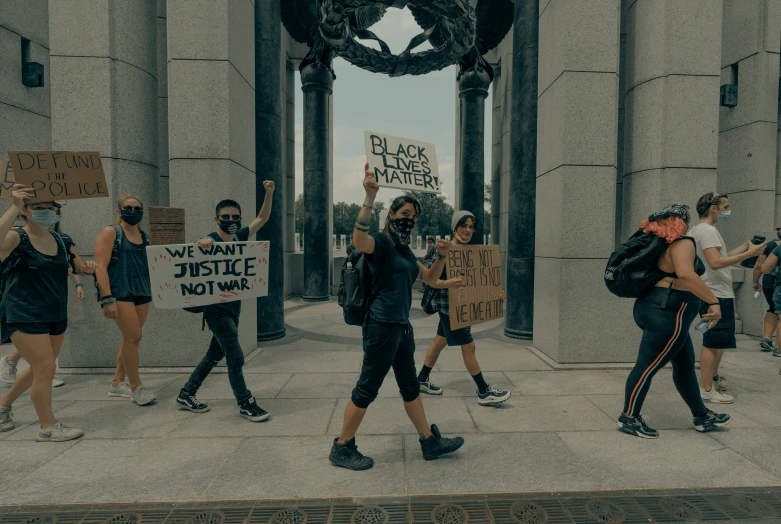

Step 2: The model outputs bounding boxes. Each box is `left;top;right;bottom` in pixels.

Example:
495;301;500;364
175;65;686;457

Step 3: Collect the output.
364;131;441;194
146;241;270;309
8;151;108;201
447;244;503;330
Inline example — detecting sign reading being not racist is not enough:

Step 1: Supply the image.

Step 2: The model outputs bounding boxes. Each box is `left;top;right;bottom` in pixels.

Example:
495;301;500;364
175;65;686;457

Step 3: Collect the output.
364;131;441;194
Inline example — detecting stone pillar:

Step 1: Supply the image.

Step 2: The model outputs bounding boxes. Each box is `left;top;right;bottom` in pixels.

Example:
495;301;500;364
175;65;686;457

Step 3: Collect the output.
301;63;334;302
51;0;161;367
504;0;538;340
285;60;296;298
457;68;490;243
621;0;722;237
719;0;781;336
255;0;285;341
533;0;623;363
157;0;169;206
491;74;502;244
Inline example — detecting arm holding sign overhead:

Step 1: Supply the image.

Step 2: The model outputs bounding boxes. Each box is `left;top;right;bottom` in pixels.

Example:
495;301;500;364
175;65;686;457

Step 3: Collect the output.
0;185;34;258
247;181;275;237
354;163;378;254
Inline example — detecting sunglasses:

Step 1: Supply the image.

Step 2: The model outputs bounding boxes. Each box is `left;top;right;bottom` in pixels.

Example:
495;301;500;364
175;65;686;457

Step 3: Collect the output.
122;206;143;212
219;214;241;221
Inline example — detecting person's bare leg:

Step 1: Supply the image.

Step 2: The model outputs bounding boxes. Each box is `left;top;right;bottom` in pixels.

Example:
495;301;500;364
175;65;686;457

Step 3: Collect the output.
337;400;368;443
423;336;447;368
712;348;725;379
764;312;779;340
113;302;145;389
460;342;480;375
700;347;717;390
112;350;125;385
403;397;433;437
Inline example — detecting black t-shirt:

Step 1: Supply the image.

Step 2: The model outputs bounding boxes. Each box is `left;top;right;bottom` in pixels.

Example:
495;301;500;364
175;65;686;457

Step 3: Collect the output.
366;232;420;324
203;227;250;318
762;241;779;288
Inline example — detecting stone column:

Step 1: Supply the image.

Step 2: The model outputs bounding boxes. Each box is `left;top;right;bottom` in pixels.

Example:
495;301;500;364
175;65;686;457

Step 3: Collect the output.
533;0;623;363
491;74;502;244
621;0;722;237
301;63;334;302
157;0;169;206
457;68;490;243
284;60;296;298
50;0;161;367
504;0;538;340
255;0;285;341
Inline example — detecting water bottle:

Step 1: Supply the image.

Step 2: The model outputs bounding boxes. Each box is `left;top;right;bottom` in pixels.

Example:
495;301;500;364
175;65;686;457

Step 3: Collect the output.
754;289;763;301
694;319;710;334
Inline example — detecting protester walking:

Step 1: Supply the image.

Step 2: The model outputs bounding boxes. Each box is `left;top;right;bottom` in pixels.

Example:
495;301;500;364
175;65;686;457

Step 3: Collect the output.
0;214;96;388
176;182;275;422
688;193;765;403
94;194;155;406
754;227;781;355
329;163;465;471
418;210;509;405
618;205;731;438
0;186;94;441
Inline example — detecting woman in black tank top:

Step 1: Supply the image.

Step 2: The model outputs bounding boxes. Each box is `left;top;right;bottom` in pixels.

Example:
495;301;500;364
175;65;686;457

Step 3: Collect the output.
0;185;89;442
93;194;155;407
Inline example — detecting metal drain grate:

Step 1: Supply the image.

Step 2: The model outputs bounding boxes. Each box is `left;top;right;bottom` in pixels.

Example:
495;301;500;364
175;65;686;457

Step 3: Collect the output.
3;487;781;524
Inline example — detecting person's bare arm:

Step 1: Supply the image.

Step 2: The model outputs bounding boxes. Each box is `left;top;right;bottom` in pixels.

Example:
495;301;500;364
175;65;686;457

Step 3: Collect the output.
669;241;722;327
703;243;765;271
728;241;749;257
0;185;33;259
762;253;779;275
354;163;377;254
93;226;116;298
754;253;768;288
247;181;275;236
427;276;464;289
418;240;450;285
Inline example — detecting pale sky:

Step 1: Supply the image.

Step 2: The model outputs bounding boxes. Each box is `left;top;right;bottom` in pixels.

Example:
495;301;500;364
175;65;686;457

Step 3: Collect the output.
294;8;492;208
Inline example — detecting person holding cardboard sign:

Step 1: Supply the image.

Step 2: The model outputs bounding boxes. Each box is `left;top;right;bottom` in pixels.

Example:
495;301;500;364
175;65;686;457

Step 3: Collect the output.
0;185;86;442
418;211;510;406
94;194;156;407
329;163;465;472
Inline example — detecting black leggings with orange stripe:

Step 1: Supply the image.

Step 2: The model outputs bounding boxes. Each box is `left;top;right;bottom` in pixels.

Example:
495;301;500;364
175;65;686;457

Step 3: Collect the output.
623;287;709;418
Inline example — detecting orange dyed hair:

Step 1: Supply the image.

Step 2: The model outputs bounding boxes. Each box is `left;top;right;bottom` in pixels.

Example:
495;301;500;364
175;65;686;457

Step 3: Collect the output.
640;216;688;244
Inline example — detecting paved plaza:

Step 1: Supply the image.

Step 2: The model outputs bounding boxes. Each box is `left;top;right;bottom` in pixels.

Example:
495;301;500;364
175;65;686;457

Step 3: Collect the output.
2;299;781;507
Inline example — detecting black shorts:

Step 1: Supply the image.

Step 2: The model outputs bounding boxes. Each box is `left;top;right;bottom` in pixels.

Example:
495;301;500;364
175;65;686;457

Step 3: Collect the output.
764;286;776;314
699;297;736;350
436;311;474;347
2;319;68;341
116;296;153;306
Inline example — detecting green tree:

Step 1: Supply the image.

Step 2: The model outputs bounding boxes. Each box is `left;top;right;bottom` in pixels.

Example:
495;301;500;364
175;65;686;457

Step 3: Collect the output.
295;193;304;234
404;190;454;239
295;194;386;237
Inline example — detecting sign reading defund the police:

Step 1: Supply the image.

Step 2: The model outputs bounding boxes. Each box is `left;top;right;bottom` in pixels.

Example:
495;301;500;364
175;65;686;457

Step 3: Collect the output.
364;131;441;194
146;241;269;309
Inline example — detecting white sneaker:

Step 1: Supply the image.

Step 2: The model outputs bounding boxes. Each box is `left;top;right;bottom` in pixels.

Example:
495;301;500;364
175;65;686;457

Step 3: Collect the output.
35;421;84;442
0;406;14;432
700;386;734;404
713;375;728;393
0;356;17;384
131;385;156;406
108;381;132;398
52;378;65;388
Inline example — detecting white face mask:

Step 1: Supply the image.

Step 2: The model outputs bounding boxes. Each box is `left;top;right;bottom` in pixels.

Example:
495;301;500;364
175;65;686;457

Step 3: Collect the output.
718;210;731;222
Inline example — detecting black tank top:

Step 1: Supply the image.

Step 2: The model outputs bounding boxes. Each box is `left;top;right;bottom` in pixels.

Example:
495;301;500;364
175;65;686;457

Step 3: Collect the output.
107;227;151;298
2;229;69;323
657;237;706;279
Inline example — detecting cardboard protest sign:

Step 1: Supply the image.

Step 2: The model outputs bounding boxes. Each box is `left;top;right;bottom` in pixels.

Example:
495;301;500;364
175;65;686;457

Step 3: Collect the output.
8;151;108;201
364;131;440;194
0;159;14;200
147;241;270;309
447;244;503;329
148;207;186;246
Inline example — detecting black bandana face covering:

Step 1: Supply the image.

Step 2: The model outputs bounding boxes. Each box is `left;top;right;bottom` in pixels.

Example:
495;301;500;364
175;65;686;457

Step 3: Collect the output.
219;219;241;235
388;217;415;246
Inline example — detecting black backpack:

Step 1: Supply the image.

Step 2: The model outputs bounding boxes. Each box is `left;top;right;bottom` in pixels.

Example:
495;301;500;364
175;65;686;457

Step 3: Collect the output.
337;247;378;325
604;229;667;298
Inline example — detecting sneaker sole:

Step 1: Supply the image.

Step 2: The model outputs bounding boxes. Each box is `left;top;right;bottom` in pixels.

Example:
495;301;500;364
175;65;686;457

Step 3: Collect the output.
35;432;84;442
131;397;157;406
617;422;659;439
423;439;465;461
420;387;444;395
703;397;734;404
694;418;731;433
0;423;15;432
176;400;211;413
478;393;510;406
108;392;132;398
241;412;270;422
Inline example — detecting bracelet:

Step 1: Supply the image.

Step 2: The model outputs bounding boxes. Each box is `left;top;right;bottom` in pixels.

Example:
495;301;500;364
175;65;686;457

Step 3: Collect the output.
362;204;373;210
75;283;84;288
708;303;720;307
99;295;116;307
435;252;446;261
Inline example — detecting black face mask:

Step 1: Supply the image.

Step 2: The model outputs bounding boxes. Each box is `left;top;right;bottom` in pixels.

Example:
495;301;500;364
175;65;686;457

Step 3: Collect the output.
388;217;415;246
120;210;143;226
219;219;241;235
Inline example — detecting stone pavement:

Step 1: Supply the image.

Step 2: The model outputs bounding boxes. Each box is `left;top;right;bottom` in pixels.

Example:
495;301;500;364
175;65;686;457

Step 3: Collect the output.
2;299;781;506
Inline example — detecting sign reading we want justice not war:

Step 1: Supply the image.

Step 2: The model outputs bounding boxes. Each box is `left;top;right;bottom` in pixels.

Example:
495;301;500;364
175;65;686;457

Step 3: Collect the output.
147;241;270;309
364;131;441;194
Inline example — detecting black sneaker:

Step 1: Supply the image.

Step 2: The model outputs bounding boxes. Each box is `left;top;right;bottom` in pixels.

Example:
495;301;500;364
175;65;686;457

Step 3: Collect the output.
239;397;269;422
618;414;659;439
760;338;774;352
176;392;211;413
693;410;731;433
477;385;511;406
329;437;374;471
420;379;443;395
419;424;464;461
